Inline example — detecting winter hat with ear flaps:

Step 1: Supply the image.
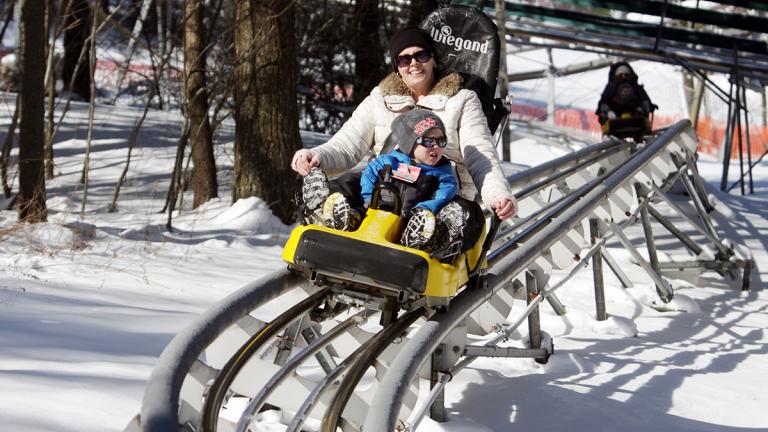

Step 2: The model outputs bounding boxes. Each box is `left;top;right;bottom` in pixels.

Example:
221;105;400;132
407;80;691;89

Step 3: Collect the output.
388;27;435;70
385;108;446;156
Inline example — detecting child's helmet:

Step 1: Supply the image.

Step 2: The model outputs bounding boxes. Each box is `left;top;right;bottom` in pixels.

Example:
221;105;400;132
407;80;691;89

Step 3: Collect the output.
385;108;446;155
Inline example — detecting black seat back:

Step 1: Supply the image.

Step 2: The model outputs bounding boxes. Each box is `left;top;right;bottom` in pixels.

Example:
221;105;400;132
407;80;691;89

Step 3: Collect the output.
420;5;506;133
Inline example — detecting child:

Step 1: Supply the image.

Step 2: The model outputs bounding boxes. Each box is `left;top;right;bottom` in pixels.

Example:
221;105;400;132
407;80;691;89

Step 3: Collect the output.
314;109;457;250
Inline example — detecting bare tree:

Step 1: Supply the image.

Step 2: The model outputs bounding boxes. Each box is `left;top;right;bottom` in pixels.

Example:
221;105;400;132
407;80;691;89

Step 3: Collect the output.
155;0;174;108
164;118;190;231
44;0;69;180
49;1;123;147
185;0;217;208
352;0;384;104
109;0;153;104
233;0;301;223
79;0;99;218
110;84;159;212
110;41;174;213
63;0;92;100
294;1;357;134
17;0;47;222
2;101;19;199
0;1;14;43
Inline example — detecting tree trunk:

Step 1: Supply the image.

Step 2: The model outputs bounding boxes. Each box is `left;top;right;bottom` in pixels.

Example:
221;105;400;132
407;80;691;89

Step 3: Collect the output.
352;0;383;104
164;119;190;231
233;0;301;224
44;0;57;180
2;101;20;199
109;0;153;104
79;0;98;218
110;86;157;212
158;0;174;108
63;0;92;101
18;0;47;222
185;0;217;208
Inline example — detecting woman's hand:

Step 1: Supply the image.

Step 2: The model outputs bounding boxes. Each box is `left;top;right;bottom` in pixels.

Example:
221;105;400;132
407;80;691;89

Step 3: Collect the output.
491;195;518;220
291;149;320;176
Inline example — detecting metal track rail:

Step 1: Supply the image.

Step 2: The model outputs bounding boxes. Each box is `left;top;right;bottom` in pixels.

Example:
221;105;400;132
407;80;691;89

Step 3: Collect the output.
364;120;697;431
140;268;303;431
287;307;425;432
402;164;689;432
201;287;331;431
234;310;367;431
136;123;722;432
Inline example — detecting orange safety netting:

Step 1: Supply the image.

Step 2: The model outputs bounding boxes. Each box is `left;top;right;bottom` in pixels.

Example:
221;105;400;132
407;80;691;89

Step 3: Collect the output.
511;102;767;159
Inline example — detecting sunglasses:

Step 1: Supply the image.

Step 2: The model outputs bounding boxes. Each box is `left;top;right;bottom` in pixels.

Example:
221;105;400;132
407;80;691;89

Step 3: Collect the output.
395;50;433;68
416;136;447;148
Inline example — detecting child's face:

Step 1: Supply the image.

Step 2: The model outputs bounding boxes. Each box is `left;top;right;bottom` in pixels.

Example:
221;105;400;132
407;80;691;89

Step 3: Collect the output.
412;129;446;166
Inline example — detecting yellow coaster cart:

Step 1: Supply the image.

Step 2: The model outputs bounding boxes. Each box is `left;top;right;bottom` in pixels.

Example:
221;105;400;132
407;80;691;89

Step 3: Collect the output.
283;179;500;324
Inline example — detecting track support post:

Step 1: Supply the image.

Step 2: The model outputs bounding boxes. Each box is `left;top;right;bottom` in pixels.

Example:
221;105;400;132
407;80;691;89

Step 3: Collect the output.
671;153;722;243
430;346;447;422
274;317;304;366
741;259;753;291
685;154;715;212
646;204;704;256
637;184;663;281
590;219;607;321
609;221;674;302
544;291;567;316
525;271;543;357
601;246;634;288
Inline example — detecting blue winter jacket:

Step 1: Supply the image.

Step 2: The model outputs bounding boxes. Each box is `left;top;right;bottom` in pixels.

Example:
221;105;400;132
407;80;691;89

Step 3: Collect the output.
360;150;457;215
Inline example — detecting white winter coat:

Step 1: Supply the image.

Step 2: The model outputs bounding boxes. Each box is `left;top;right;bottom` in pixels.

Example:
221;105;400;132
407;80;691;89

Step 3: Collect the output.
312;72;512;205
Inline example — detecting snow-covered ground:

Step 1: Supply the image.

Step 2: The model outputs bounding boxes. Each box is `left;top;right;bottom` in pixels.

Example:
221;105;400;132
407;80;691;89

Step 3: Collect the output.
0;91;765;432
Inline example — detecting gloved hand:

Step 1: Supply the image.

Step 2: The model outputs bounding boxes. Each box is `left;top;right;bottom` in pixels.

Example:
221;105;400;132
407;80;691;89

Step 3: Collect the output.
636;101;651;116
607;110;617;120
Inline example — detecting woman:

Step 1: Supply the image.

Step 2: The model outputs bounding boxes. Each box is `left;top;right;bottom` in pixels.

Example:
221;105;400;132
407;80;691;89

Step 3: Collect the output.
292;27;516;256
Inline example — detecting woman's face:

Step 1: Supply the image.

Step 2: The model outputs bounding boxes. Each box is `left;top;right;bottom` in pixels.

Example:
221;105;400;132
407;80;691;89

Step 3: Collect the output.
396;46;436;93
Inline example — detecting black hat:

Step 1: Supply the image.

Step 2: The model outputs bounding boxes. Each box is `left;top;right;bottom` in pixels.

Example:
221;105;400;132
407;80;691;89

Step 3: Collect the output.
609;61;637;82
385;108;446;156
389;27;435;70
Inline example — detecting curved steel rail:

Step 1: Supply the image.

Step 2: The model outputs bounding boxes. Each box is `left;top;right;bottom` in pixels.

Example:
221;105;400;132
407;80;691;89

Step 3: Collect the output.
404;165;689;431
201;287;331;432
138;135;657;432
234;311;368;432
285;307;426;432
364;120;695;431
140;268;304;431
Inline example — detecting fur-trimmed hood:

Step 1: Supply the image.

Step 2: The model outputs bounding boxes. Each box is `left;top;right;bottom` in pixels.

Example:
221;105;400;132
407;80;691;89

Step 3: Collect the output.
379;72;462;98
377;72;463;112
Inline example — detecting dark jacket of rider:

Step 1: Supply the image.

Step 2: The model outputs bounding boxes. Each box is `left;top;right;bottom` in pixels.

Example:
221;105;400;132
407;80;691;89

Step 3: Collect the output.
595;61;657;125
